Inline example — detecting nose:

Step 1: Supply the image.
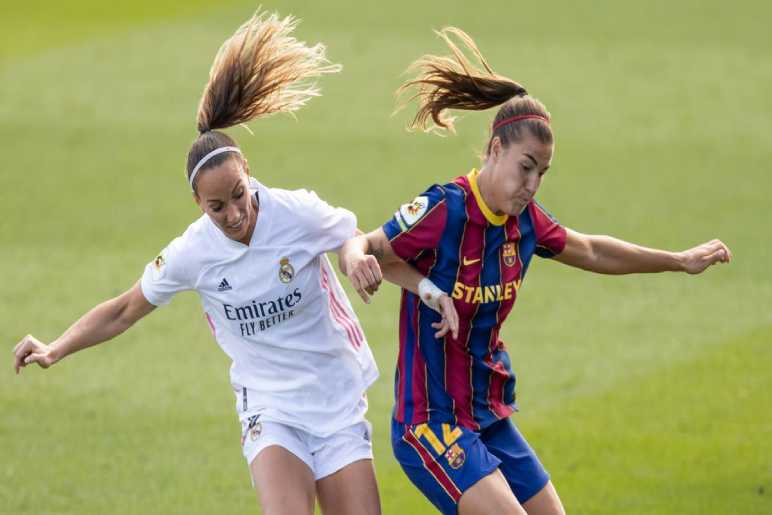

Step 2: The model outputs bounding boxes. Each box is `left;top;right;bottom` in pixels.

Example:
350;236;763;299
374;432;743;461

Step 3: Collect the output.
225;203;240;225
525;174;540;196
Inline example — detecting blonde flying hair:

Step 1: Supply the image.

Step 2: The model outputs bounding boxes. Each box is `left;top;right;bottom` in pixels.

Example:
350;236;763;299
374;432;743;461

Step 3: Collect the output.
187;9;341;190
398;27;552;153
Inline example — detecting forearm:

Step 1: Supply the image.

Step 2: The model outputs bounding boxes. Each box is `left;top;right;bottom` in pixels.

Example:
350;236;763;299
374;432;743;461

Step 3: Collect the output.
50;297;136;363
558;229;731;276
583;235;683;274
338;229;402;277
339;231;457;335
381;261;424;294
356;230;421;291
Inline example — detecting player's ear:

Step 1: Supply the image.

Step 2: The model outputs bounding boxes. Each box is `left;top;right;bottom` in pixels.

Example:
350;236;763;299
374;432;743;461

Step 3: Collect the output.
489;136;503;163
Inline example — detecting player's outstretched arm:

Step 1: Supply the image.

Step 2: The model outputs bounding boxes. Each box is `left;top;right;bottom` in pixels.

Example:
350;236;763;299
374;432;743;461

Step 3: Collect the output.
338;229;458;338
555;228;732;275
13;282;156;374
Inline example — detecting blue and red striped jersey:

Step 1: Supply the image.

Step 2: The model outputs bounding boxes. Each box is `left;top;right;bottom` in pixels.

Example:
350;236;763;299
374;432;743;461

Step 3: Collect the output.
382;170;567;430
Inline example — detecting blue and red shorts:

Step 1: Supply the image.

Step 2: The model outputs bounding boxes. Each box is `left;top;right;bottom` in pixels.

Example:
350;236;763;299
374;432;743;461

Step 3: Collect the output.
391;417;549;515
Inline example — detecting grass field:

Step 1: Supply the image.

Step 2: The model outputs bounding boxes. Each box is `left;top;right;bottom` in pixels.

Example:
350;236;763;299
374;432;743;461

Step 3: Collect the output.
2;1;770;514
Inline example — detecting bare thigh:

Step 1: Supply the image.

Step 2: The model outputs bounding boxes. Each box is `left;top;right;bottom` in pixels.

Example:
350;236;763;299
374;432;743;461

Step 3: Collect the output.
316;458;381;515
523;481;565;515
458;469;527;515
250;445;316;515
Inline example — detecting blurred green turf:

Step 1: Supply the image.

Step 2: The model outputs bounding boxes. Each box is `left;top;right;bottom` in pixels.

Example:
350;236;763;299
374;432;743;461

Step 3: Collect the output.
1;1;770;514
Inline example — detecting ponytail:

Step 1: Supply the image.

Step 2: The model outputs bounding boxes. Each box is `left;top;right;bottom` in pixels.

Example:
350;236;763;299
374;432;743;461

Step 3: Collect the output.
187;9;341;189
398;27;552;150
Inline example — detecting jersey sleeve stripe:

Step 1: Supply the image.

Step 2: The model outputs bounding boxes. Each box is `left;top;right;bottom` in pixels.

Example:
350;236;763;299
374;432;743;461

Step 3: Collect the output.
395;210;409;232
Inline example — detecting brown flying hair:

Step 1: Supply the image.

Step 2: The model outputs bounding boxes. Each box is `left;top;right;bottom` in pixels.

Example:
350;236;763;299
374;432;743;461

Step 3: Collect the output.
397;27;552;155
186;9;341;191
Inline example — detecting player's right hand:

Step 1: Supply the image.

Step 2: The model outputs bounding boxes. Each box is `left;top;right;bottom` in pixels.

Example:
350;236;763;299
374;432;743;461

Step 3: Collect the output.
346;254;383;304
13;335;57;374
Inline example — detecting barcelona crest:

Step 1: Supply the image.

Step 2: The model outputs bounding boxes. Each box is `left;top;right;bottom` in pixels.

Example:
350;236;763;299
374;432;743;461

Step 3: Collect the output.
445;443;466;469
502;242;518;267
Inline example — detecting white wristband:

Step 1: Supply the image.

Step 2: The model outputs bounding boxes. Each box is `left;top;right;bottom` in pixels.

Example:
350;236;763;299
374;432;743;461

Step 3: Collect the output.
418;278;445;313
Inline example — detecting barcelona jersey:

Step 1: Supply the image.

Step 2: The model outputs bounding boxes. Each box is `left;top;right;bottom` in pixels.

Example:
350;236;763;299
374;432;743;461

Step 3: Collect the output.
382;170;566;430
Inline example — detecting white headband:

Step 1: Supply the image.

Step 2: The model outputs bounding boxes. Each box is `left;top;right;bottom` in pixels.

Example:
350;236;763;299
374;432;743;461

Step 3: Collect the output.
188;146;242;190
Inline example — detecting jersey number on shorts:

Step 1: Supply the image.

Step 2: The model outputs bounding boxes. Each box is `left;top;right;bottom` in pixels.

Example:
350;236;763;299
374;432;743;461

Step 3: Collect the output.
412;423;463;455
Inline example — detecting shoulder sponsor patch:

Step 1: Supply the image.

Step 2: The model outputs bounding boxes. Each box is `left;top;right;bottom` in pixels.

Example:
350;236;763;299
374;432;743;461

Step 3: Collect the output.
398;195;429;228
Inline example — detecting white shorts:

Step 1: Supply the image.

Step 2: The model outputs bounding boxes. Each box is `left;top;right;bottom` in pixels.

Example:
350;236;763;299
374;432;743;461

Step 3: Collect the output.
240;415;374;480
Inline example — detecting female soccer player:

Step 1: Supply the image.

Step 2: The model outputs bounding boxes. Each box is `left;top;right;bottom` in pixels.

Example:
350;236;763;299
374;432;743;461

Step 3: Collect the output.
11;10;455;515
341;28;732;515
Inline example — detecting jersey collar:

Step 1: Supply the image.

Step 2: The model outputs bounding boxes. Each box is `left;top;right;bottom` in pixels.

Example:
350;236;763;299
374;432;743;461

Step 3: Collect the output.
467;169;508;226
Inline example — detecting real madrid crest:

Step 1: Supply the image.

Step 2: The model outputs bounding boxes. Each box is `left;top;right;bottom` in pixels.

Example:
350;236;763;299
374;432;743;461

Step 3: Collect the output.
245;414;263;442
279;257;295;283
502;242;518;267
241;414;262;444
249;421;262;441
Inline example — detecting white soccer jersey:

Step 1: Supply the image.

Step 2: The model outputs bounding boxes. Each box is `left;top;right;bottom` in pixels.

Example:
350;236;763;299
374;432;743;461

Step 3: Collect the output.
140;178;378;437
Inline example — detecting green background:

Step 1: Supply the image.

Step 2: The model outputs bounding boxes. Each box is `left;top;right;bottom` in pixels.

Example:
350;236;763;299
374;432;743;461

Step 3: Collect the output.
1;1;770;513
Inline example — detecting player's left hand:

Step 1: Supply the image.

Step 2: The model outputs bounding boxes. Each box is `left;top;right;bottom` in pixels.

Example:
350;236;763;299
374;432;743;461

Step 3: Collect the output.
431;295;459;339
678;239;732;274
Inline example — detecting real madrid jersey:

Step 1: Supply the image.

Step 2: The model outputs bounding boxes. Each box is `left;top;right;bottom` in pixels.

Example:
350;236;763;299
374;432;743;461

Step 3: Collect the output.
140;178;378;437
381;170;566;431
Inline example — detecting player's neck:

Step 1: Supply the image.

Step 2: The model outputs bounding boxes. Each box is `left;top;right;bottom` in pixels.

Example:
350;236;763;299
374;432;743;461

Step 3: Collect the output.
476;166;503;216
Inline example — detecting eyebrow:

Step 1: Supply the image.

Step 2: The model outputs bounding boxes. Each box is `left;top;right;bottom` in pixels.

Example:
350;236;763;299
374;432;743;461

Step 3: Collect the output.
523;153;539;167
206;182;244;204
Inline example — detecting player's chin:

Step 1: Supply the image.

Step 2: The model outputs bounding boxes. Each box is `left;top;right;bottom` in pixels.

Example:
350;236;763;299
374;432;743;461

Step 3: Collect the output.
235;228;250;241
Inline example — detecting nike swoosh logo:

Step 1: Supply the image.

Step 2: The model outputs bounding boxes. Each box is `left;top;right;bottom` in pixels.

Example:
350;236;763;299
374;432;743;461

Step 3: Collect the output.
462;257;481;266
